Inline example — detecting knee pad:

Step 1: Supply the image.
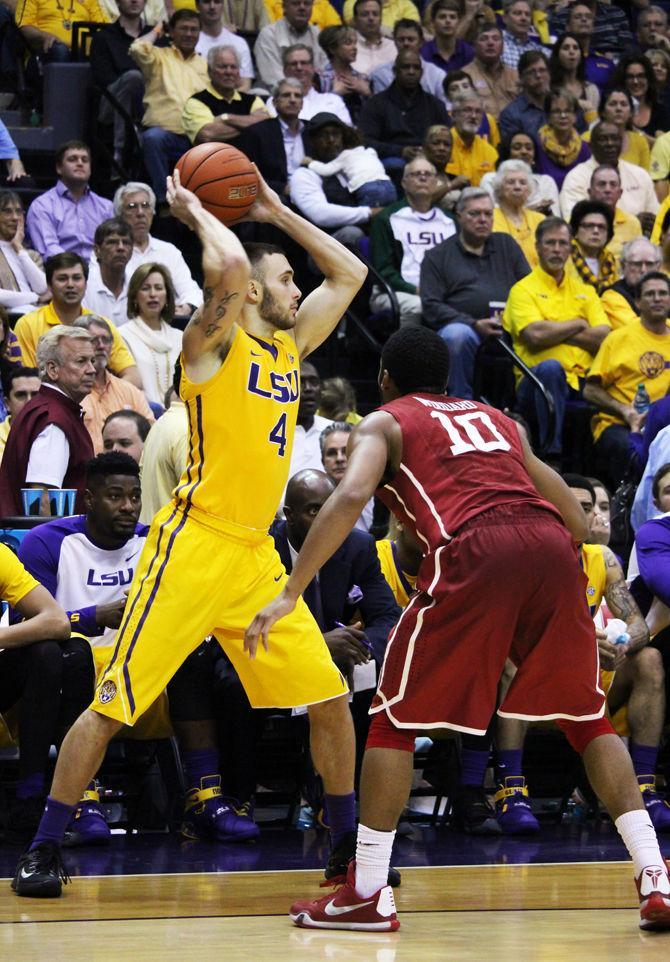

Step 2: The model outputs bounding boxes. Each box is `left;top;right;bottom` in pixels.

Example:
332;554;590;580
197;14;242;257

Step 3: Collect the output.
366;710;416;752
556;716;616;755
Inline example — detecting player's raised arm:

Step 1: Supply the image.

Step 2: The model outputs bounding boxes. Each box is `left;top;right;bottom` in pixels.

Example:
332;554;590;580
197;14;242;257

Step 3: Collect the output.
167;171;251;372
244;413;393;656
245;170;368;359
517;426;590;543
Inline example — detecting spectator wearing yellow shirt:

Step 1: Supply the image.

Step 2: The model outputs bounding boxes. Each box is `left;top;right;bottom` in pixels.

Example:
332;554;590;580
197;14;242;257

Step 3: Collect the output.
343;0;418;29
650;129;670;204
504;216;610;454
601;237;661;330
130;10;208;202
15;0;107;61
14;253;141;387
265;0;339;26
588;164;641;270
446;92;498;187
584;271;670;468
491;159;544;266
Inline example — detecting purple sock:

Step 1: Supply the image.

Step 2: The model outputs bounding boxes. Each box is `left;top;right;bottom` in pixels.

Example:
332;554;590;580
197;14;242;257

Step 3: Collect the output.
30;796;75;850
630;742;659;778
459;748;490;787
496;749;523;782
183;748;219;791
16;773;45;800
324;791;356;848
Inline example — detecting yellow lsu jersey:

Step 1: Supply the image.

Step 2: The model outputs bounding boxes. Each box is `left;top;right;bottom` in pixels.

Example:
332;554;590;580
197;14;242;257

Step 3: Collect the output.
581;542;606;616
376;539;417;609
176;326;300;537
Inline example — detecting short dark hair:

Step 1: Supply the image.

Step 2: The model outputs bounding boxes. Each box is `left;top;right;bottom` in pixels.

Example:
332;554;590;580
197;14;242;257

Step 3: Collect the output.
570;199;614;243
169;7;200;28
94;217;133;246
381;327;450;395
652;462;670;502
443;68;474;96
2;365;39;397
535;216;571;244
518;49;548;74
431;0;463;17
353;0;381;14
635;270;670;299
85;451;140;488
45;252;88;285
55;139;90;166
393;17;422;37
243;241;286;281
563;473;596;503
102;410;152;442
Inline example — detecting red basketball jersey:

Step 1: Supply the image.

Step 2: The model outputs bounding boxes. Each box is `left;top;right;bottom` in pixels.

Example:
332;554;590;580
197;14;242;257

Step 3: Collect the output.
377;394;561;552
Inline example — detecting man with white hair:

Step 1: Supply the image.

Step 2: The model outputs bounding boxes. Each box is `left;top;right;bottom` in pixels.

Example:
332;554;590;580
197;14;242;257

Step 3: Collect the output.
182;45;268;146
601;238;662;329
370;155;456;326
447;92;498;187
0;327;95;516
265;44;352;123
114;182;203;316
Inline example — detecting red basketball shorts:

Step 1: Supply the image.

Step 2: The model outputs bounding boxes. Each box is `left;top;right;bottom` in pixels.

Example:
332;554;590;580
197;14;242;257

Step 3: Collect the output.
370;505;605;733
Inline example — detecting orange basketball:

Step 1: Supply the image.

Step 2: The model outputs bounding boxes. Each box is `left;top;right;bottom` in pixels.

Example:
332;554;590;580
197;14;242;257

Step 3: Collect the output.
175;143;259;226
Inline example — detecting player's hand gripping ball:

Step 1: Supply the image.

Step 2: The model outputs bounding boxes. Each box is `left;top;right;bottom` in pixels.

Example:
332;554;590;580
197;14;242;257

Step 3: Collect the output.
175;143;259;226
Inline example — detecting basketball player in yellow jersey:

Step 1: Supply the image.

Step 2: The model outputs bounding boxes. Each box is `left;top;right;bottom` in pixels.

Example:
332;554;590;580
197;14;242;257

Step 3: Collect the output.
13;169;369;898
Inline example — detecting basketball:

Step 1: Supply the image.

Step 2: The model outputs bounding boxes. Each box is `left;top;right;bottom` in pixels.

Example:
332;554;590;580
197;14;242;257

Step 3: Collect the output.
175;143;259;226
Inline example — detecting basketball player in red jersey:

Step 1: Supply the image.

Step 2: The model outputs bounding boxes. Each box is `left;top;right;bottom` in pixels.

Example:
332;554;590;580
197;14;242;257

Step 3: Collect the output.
246;326;670;934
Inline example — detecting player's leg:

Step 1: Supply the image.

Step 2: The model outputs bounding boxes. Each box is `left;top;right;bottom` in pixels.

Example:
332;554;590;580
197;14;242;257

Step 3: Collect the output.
13;507;226;897
559;719;670;931
494;661;538;834
289;710;412;931
608;649;670;830
168;645;259;843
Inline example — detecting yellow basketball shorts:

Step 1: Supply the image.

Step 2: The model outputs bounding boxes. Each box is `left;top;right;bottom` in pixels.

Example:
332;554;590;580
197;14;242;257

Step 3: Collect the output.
92;503;348;726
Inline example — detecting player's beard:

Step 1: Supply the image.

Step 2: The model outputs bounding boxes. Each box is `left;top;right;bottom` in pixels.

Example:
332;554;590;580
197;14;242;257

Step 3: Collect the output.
259;287;295;330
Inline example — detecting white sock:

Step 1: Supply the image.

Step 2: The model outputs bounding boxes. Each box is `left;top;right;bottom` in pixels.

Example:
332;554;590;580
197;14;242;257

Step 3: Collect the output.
355;824;396;898
615;809;669;890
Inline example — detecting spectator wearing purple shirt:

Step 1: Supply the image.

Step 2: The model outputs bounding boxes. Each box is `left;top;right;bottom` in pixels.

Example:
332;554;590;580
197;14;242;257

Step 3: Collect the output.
25;141;114;263
421;0;473;75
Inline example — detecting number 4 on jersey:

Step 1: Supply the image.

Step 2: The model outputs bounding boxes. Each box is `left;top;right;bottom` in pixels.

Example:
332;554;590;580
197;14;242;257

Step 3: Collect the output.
269;413;288;456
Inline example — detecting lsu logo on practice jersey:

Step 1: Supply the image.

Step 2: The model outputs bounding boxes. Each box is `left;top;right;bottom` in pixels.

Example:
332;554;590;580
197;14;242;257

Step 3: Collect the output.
247;362;299;404
86;568;134;587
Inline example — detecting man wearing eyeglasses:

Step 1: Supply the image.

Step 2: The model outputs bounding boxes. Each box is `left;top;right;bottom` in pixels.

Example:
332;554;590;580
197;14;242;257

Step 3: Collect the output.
601;237;662;330
420;186;530;398
265;44;352;123
589;164;642;270
446;92;498;188
113;182;203;319
75;316;154;454
370;155;456;327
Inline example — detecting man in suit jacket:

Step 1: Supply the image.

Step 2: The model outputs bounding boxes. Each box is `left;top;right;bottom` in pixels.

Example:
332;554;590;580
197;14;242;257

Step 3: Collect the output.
274;469;400;668
239;78;310;196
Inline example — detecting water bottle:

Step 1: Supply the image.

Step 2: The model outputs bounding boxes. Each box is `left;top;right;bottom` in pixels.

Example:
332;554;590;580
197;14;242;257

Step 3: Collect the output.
604;618;630;646
633;383;651;415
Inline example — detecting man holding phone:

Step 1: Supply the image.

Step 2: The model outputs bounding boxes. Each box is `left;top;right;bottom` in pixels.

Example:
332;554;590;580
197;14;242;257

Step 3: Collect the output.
419;186;530;398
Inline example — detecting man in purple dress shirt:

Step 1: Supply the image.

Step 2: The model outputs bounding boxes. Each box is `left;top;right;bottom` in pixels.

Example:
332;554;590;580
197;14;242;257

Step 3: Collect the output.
25;141;114;263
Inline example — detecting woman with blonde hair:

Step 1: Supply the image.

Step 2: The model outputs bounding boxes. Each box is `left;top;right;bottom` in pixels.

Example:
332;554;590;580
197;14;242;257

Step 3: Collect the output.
121;263;181;407
491;159;544;266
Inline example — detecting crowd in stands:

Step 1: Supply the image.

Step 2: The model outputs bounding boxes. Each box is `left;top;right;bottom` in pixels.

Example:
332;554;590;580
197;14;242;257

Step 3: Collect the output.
3;0;670;850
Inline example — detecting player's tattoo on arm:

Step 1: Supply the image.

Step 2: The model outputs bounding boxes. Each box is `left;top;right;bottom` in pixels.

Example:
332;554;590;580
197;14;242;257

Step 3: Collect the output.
605;576;650;651
191;291;239;337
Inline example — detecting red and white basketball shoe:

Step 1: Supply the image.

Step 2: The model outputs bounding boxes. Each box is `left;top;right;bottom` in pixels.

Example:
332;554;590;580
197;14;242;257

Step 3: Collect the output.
637;862;670;931
289;862;400;932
